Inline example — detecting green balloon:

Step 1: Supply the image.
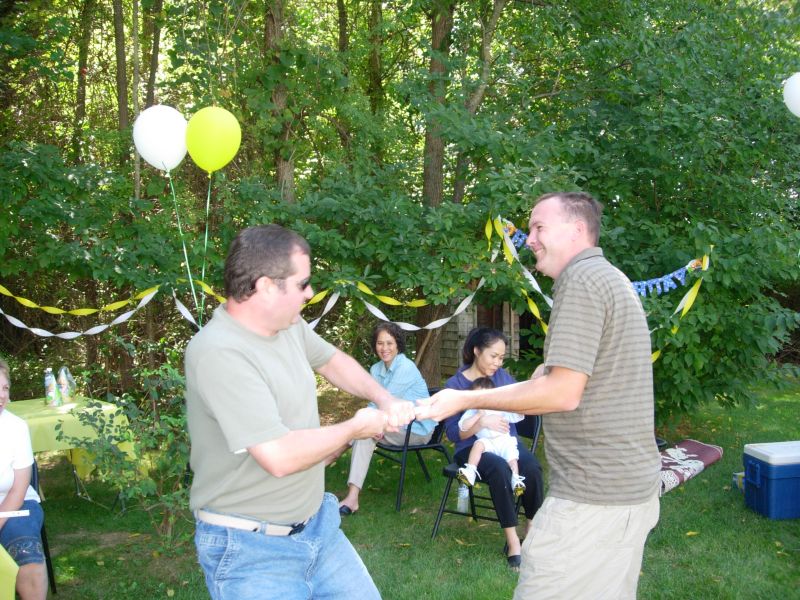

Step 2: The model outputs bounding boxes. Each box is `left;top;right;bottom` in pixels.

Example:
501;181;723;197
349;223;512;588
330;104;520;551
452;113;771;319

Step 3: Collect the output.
186;106;242;173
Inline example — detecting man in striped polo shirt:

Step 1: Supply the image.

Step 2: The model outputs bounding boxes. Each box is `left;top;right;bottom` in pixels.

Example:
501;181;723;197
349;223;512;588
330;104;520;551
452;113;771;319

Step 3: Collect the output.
418;191;661;599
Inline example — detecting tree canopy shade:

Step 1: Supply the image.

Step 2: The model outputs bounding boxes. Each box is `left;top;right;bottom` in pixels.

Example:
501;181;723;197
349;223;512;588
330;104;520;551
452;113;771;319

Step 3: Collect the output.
0;0;798;415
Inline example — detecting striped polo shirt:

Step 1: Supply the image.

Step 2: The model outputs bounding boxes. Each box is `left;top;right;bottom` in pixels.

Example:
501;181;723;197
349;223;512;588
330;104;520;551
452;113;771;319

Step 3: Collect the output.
543;247;661;504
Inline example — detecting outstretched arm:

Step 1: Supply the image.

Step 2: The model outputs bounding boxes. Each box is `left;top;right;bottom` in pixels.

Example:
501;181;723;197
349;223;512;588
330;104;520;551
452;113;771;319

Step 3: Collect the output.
316;349;416;428
415;366;588;423
248;407;388;478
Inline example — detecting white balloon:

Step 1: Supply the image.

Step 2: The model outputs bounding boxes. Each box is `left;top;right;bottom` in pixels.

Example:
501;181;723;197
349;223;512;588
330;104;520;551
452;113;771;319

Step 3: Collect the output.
132;105;188;172
783;72;800;118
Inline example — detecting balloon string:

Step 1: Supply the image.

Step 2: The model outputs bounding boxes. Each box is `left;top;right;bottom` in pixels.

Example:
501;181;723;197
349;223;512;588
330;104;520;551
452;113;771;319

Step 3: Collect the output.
198;175;213;326
168;172;200;314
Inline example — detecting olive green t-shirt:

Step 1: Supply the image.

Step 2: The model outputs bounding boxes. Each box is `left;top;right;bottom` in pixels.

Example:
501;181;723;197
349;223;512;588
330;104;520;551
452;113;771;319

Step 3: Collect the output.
543;248;661;505
185;305;336;523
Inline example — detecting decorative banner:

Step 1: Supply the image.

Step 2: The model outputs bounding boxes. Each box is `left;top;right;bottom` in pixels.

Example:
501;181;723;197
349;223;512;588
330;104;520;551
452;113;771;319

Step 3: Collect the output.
631;259;703;298
0;288;159;340
360;278;486;332
651;250;712;362
498;217;703;299
0;221;710;358
0;283;145;316
308;291;339;329
493;217;552;308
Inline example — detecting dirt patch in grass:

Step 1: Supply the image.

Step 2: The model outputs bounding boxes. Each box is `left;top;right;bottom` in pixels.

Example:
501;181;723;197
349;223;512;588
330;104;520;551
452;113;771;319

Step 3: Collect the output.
318;382;362;426
51;531;151;556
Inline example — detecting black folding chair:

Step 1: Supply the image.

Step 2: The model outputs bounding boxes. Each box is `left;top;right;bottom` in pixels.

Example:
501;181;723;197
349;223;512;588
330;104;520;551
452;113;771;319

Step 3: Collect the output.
431;414;541;539
374;387;452;511
30;460;57;593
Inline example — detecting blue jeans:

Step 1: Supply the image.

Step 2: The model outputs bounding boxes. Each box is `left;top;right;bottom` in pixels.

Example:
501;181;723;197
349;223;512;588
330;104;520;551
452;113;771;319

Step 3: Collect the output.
195;493;381;599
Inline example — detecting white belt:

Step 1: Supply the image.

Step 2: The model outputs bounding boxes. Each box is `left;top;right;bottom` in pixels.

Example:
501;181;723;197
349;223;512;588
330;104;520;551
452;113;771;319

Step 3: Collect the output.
195;509;308;536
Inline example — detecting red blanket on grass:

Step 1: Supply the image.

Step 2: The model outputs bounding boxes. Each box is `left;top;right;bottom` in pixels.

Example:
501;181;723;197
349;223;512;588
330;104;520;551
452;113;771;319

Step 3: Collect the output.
659;439;723;496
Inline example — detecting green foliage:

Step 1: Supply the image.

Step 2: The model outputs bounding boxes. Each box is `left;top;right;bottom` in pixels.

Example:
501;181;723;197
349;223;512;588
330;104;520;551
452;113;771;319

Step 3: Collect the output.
55;362;190;539
1;0;800;426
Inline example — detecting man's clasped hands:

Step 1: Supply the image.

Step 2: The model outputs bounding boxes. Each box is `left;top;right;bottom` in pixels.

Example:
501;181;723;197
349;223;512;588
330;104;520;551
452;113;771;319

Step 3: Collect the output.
353;389;462;439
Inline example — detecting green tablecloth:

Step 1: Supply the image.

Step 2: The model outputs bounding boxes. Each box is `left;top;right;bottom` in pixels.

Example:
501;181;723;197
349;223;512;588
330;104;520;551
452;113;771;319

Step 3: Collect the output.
9;397;133;478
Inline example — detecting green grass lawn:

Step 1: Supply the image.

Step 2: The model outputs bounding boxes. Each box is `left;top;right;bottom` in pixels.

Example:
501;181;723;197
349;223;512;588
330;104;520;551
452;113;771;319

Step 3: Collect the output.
38;383;800;599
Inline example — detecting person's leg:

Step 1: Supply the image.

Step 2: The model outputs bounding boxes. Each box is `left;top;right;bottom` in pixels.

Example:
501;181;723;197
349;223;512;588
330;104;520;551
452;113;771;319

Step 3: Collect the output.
340;429;422;512
340;436;379;512
15;563;47;600
466;440;484;469
475;450;522;564
0;501;47;600
616;493;660;597
458;440;484;486
308;494;381;599
514;494;660;600
516;442;544;535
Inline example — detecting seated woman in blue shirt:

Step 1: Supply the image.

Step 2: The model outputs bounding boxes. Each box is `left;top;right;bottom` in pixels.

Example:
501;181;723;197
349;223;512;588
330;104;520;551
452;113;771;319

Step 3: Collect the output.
338;322;435;515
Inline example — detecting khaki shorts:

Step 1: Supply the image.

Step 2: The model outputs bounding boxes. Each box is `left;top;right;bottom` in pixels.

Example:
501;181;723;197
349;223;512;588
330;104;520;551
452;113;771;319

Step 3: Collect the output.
514;493;660;600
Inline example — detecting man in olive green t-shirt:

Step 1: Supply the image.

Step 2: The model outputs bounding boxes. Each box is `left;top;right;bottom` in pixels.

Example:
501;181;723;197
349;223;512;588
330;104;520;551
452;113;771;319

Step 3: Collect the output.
186;224;416;600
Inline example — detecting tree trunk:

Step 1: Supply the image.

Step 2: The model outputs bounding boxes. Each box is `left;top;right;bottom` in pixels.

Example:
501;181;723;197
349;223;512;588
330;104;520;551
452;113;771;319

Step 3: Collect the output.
332;0;352;156
0;0;18;23
414;305;449;387
336;0;348;54
145;0;163;108
422;0;455;208
132;0;141;200
71;0;96;163
264;0;295;203
112;0;129;164
367;0;383;115
416;1;456;384
452;0;506;203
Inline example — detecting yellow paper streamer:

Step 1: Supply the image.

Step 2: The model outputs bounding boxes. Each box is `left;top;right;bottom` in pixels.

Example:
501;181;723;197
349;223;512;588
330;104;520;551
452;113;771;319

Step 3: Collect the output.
0;283;160;316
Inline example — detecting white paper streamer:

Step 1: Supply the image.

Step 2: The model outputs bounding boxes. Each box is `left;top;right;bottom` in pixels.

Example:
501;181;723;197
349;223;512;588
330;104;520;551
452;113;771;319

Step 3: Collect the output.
499;221;553;307
173;290;199;329
309;291;341;329
0;289;158;339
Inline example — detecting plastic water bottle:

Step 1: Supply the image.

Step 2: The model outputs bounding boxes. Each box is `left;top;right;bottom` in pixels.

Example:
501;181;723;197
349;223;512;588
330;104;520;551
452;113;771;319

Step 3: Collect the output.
57;366;75;403
44;368;62;407
457;483;469;512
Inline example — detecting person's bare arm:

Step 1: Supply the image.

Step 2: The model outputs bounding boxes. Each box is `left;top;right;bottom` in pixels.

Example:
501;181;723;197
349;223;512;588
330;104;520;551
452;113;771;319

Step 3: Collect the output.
415;366;588;423
248;407;387;478
316;349;416;427
0;466;31;533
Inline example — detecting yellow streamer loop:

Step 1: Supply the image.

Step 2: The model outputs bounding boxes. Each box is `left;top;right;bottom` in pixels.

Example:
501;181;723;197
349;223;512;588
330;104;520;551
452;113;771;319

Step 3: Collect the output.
305;289;329;307
485;217;494;251
680;278;703;318
492;217;515;264
522;290;548;334
653;250;712;362
355;281;428;308
0;282;162;316
175;278;226;304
